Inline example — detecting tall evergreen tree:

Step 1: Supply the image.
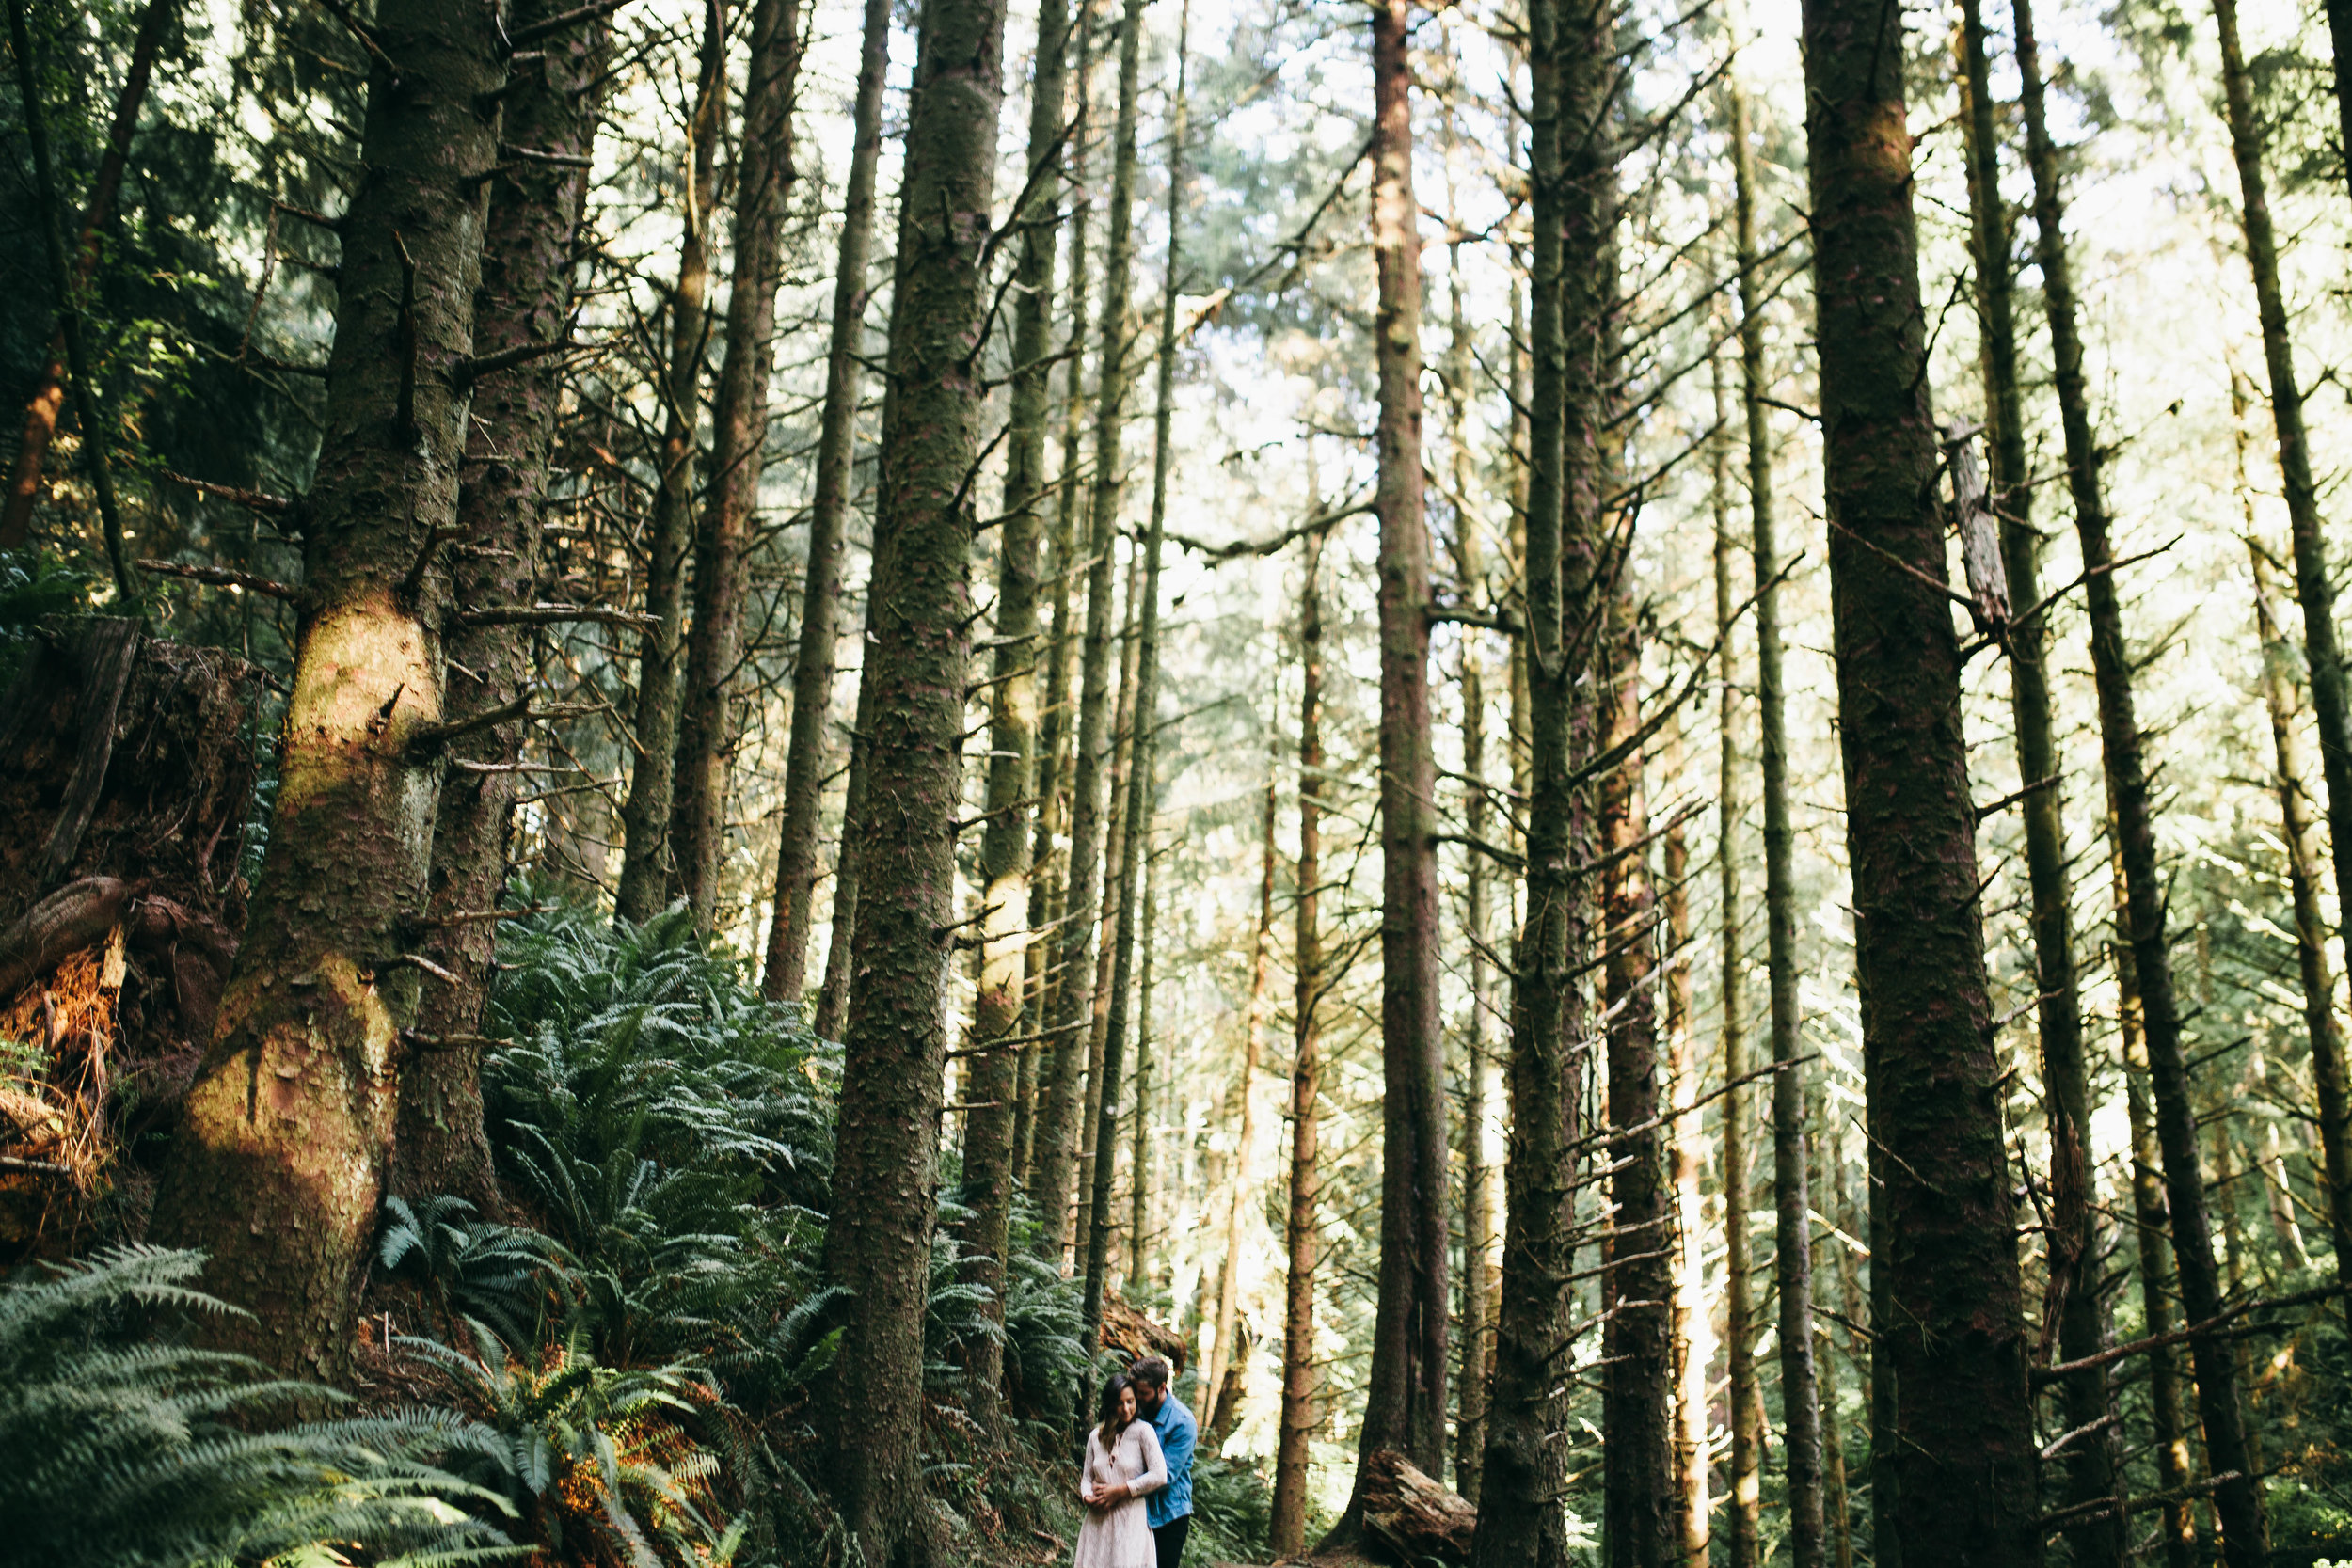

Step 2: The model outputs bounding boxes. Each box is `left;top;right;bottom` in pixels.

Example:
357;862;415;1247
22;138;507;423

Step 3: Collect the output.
151;0;505;1374
1795;0;2042;1560
395;0;612;1209
822;0;1008;1543
1347;0;1450;1507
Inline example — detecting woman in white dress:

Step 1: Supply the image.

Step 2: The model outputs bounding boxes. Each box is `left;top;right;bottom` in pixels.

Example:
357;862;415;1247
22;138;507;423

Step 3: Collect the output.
1075;1373;1168;1568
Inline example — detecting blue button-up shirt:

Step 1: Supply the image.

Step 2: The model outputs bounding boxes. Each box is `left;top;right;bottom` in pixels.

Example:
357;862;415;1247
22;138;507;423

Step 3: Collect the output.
1146;1389;1197;1528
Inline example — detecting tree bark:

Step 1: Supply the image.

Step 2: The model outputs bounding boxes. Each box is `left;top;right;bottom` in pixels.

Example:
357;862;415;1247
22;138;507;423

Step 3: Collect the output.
1348;0;1449;1505
762;0;891;1002
1074;546;1138;1268
1600;585;1677;1568
395;0;611;1210
1128;843;1157;1285
1270;522;1326;1559
1208;769;1279;1406
814;645;874;1041
1451;264;1498;1501
1662;731;1710;1568
1713;338;1764;1568
1081;15;1185;1355
150;0;502;1376
1472;0;1589;1553
1732;45;1828;1568
958;0;1076;1393
2210;0;2352;1321
822;0;1006;1541
1954;4;2123;1559
2105;840;2201;1568
2246;533;2352;1312
614;0;726;927
1795;0;2042;1559
1;0;177;549
671;0;801;933
1018;8;1100;1187
1032;0;1148;1266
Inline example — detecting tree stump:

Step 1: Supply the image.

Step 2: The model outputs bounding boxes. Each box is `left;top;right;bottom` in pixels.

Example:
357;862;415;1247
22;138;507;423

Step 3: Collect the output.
1359;1449;1477;1566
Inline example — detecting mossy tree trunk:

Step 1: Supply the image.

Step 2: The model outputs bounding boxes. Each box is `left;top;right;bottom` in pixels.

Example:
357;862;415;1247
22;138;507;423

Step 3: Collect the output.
958;0;1075;1397
151;0;502;1377
396;0;612;1211
822;0;1006;1542
1795;0;2042;1559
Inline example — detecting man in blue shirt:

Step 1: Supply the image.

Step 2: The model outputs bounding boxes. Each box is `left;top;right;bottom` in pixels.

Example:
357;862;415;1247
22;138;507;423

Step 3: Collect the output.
1129;1357;1196;1568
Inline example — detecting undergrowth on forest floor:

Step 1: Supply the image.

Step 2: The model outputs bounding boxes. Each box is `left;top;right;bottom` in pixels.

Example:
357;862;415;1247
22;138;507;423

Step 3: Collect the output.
0;892;1275;1566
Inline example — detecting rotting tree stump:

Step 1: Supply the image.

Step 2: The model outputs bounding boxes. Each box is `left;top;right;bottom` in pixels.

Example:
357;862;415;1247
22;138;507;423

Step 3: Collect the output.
1359;1449;1476;1567
0;617;263;1256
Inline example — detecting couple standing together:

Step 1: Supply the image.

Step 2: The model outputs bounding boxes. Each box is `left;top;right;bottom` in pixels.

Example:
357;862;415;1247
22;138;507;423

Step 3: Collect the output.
1076;1356;1196;1568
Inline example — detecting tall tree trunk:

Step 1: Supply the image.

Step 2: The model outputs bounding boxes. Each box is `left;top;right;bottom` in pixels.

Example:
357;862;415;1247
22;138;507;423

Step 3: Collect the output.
2211;0;2352;1316
2107;843;2201;1568
396;0;611;1209
1713;340;1764;1568
1019;8;1100;1187
1954;4;2122;1559
814;657;874;1039
1662;735;1710;1568
150;0;502;1375
1032;0;1149;1266
762;0;891;1002
1810;1101;1854;1568
1349;0;1449;1503
1015;0;1094;1184
1;0;176;549
1600;587;1677;1568
1270;522;1326;1559
1795;0;2042;1560
959;0;1076;1393
1129;842;1157;1284
822;0;1006;1537
614;0;726;926
1208;770;1279;1405
1737;42;1827;1568
1074;547;1138;1267
1452;289;1498;1501
2247;536;2352;1303
2018;9;2264;1557
1472;0;1588;1549
672;0;801;932
1081;13;1185;1354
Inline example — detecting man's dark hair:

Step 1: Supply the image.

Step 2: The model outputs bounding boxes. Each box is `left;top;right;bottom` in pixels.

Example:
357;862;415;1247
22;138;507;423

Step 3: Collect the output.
1129;1356;1170;1391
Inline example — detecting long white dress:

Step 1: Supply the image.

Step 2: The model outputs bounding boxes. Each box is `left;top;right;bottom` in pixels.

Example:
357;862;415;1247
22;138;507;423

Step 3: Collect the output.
1073;1418;1168;1568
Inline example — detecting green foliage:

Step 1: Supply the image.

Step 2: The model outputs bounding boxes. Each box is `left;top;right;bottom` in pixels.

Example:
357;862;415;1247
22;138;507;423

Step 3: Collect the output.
400;1321;752;1568
0;547;93;685
0;1244;515;1568
379;1194;578;1353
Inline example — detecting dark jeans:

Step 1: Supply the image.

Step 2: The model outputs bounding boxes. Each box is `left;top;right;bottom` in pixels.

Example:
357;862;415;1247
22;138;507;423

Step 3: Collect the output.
1152;1514;1190;1568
